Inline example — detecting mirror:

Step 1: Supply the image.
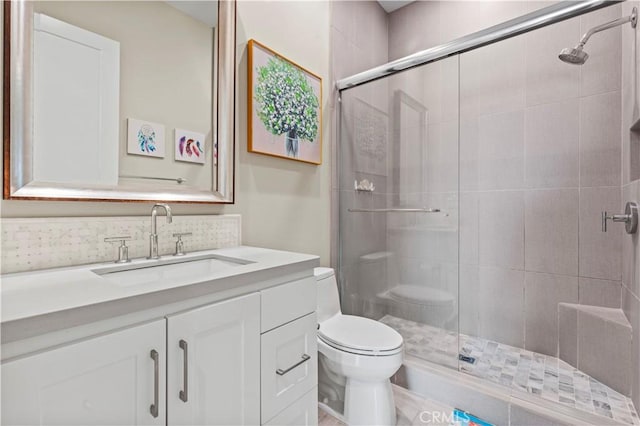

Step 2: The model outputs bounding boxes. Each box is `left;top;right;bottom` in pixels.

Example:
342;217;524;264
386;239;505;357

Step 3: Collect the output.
3;0;235;203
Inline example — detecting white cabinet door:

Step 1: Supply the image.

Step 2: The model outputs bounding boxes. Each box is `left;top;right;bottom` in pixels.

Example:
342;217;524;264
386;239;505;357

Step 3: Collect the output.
1;320;166;426
261;313;317;423
264;388;318;426
167;293;261;426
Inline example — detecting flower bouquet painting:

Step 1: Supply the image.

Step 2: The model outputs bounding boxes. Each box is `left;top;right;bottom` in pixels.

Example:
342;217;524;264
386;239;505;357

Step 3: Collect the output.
248;39;322;164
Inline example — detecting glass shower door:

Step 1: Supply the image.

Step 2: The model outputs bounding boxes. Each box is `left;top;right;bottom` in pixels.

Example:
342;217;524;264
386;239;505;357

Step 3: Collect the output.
338;55;460;371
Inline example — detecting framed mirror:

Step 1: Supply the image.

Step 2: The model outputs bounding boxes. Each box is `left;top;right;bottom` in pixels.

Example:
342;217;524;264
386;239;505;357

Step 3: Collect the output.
3;0;235;203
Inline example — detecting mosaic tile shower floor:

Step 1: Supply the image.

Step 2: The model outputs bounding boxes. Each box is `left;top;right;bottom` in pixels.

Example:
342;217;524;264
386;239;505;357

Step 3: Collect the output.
380;315;640;425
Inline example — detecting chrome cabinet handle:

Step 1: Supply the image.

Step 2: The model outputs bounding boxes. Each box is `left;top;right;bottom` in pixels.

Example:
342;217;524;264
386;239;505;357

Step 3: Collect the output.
276;354;311;376
179;339;188;402
150;350;159;418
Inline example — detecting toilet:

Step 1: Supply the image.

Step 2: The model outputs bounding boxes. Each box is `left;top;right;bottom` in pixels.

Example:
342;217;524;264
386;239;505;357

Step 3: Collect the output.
359;252;456;327
315;267;403;426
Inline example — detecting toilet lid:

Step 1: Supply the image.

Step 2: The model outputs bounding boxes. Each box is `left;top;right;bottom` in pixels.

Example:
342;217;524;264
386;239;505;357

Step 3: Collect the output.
318;315;403;353
388;285;454;306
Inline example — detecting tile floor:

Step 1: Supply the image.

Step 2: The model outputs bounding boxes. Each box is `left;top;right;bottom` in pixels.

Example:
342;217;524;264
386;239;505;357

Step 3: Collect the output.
318;384;453;426
380;315;640;425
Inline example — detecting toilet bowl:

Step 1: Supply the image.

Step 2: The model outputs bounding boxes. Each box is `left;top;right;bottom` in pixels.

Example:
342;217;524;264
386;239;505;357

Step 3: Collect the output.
379;284;456;327
358;252;456;327
315;267;403;426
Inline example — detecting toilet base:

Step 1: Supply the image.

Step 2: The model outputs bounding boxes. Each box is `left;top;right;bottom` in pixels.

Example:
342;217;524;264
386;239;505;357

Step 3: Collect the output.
344;378;396;425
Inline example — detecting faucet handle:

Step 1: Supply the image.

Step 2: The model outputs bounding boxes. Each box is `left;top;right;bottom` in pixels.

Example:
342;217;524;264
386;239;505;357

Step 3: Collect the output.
172;232;193;238
104;236;132;263
104;236;132;243
173;233;192;256
602;202;639;234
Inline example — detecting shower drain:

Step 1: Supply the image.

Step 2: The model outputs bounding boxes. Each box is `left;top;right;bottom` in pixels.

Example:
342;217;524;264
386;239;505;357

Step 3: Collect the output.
458;354;476;364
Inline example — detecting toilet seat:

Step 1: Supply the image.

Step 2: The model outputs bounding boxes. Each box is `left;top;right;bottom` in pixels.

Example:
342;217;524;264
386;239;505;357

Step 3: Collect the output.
318;315;403;356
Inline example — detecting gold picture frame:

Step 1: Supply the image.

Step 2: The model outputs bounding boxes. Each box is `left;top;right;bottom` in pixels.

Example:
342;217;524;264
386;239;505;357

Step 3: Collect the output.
247;39;322;165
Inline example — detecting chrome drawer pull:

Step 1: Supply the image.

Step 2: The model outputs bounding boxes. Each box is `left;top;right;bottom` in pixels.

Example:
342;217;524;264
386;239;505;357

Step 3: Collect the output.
179;339;188;402
150;350;159;418
276;354;311;376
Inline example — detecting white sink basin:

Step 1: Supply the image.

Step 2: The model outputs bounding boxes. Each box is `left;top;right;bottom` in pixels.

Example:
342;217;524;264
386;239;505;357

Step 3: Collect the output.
92;254;252;287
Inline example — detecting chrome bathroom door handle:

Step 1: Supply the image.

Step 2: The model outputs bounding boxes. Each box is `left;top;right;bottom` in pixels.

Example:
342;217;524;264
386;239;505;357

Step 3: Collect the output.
276;354;311;376
150;349;159;418
179;339;188;402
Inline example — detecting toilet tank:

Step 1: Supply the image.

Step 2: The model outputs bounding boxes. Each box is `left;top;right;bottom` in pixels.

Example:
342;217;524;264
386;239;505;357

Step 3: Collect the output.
314;267;341;323
359;252;396;295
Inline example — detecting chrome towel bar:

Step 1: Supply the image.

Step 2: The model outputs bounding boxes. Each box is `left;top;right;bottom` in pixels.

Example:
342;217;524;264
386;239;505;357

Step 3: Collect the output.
347;208;441;213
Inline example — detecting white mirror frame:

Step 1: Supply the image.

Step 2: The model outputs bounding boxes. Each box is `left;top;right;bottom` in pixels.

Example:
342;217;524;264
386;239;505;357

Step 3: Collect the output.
3;0;236;204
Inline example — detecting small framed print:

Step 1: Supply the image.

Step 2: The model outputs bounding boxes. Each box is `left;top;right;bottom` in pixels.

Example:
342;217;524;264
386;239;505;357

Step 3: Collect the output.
175;129;206;164
127;118;165;158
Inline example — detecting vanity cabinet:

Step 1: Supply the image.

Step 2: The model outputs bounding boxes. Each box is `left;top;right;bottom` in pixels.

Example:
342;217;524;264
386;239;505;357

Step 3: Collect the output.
2;295;261;426
1;262;318;426
1;319;167;426
167;293;260;425
260;277;318;425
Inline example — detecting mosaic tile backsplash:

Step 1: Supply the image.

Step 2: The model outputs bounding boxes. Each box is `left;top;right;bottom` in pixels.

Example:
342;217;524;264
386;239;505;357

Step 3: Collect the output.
1;214;241;274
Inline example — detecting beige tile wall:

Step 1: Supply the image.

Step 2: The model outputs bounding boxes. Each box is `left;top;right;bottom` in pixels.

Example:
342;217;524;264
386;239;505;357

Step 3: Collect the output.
621;0;640;411
384;2;624;356
329;1;389;288
333;1;631;382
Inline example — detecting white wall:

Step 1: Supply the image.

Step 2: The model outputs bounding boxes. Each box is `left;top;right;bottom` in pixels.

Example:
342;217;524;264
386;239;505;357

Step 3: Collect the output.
0;1;332;265
231;1;331;264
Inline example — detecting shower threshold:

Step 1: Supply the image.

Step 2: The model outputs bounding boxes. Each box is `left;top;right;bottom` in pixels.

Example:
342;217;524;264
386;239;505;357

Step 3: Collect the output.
380;315;639;425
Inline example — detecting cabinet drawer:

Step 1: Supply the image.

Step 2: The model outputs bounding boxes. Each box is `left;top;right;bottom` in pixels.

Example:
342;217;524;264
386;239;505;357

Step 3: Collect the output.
261;276;316;332
263;387;318;426
261;313;317;422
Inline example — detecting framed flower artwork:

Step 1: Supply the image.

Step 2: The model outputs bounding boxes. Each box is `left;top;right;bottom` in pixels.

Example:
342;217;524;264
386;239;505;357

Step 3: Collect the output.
247;39;322;165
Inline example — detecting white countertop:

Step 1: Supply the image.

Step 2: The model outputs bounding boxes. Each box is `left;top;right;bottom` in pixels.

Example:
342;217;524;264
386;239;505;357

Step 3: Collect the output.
1;246;319;346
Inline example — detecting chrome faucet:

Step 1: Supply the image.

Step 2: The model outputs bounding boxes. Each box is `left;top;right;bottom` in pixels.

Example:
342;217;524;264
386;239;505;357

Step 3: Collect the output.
148;203;173;259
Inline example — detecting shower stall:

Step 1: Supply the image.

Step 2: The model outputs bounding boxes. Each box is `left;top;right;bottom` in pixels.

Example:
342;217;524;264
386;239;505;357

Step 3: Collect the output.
335;0;639;424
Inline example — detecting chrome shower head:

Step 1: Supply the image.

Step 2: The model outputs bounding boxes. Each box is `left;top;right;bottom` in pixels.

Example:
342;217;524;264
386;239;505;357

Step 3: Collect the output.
558;46;589;65
559;7;636;66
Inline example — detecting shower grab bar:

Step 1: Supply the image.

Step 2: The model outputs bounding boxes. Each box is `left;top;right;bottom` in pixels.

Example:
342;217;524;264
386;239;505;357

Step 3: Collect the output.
348;208;441;213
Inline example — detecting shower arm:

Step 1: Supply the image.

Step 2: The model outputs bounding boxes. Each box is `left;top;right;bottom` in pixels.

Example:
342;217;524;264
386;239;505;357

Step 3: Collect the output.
576;8;637;49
